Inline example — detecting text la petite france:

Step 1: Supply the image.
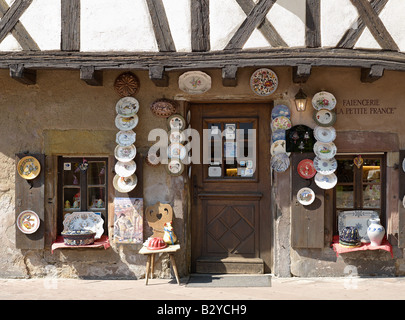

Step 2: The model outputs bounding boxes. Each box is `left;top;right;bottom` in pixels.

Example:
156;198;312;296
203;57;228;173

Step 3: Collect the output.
337;99;396;115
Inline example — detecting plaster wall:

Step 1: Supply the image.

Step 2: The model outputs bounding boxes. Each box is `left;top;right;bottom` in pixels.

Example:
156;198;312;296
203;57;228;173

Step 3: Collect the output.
0;66;405;278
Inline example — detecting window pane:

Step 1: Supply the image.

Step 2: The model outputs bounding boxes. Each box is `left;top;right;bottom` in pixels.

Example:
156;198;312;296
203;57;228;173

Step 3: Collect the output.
363;184;381;208
63;187;81;209
362;160;380;183
88;187;106;209
63;162;80;185
336;159;354;183
87;161;106;185
336;185;354;208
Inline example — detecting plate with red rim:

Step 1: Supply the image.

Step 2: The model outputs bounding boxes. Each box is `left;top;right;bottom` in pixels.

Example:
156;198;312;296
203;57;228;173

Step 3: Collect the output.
17;210;40;234
297;159;316;179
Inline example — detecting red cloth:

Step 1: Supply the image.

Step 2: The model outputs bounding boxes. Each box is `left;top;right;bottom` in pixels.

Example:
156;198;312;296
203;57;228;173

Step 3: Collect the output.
332;235;393;258
51;235;110;254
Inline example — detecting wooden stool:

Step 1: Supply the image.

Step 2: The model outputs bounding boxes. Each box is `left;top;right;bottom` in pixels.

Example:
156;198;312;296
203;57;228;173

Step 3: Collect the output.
139;244;181;285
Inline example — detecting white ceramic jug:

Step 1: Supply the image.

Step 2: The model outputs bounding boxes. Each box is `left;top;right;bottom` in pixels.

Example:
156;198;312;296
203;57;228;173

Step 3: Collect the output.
367;218;385;246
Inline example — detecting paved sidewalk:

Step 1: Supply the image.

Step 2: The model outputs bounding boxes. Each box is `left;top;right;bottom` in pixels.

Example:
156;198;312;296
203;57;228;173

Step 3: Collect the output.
1;275;405;300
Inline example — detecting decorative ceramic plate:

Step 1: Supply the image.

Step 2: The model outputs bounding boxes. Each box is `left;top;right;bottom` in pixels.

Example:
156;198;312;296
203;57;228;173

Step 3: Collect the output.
272;104;290;119
314;126;336;143
115;160;136;177
145;152;160;166
116;130;136;147
313;109;337;127
150;98;177;118
272;129;286;142
313;141;337;159
297;159;316;179
312;91;337;110
271;153;290;172
167;114;186;130
250;68;278;96
115;114;139;131
114;144;137;162
169;130;186;143
338;210;379;243
297;187;315;206
271;116;292;131
314;172;338;189
179;71;211;94
115;97;139;116
313;156;337;175
114;72;140;97
166;159;184;176
270;140;288;156
17;156;41;180
113;174;138;193
16;210;40;234
168;143;187;160
62;211;104;239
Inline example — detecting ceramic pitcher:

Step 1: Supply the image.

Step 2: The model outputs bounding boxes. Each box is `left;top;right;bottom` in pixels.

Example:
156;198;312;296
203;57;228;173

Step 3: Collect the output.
367;218;385;246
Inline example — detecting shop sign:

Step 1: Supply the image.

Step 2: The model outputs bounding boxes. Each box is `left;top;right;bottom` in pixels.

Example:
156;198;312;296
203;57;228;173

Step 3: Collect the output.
336;99;397;115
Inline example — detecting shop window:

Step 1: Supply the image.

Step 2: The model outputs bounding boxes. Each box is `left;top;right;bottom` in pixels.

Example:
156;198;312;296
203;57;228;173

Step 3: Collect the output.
334;154;386;234
57;157;108;235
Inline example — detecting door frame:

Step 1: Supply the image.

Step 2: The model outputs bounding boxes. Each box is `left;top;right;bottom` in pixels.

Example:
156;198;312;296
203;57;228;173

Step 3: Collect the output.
189;101;273;273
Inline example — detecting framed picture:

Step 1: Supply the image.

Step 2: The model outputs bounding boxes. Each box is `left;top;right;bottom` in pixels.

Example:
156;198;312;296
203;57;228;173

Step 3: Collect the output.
113;197;143;244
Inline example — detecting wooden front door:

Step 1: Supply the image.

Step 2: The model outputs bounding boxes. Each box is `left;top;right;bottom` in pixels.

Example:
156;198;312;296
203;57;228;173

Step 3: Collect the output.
190;103;272;273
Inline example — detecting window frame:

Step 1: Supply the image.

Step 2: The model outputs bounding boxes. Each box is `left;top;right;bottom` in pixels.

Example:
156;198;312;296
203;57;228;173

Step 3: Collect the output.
333;153;386;235
57;156;109;235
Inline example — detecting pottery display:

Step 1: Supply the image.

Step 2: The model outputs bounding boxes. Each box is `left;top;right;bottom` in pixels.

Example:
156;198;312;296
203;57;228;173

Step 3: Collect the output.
150;98;177;118
314;172;337;189
147;237;167;250
61;230;96;246
312;91;337;110
16;210;40;234
313;157;337;175
62;211;104;239
297;187;315;206
179;71;211;94
271;104;290;119
297;159;316;179
116;130;136;147
114;160;136;177
115;96;139;116
338;210;379;243
17;156;41;180
113;174;138;193
250;68;278;96
339;226;361;247
367;218;385;246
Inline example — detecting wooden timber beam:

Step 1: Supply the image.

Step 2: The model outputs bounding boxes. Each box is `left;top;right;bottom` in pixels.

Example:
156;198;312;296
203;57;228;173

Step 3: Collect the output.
1;48;405;74
191;0;210;52
292;64;312;83
80;66;103;86
222;65;238;87
305;0;321;48
361;65;384;83
149;65;169;87
9;64;36;85
61;0;80;51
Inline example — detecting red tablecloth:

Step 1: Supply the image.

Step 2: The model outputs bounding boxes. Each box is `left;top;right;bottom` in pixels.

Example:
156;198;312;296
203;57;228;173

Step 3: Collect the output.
51;235;110;254
332;235;393;258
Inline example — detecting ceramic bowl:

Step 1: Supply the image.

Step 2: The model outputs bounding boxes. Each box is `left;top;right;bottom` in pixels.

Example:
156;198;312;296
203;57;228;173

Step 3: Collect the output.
61;230;96;246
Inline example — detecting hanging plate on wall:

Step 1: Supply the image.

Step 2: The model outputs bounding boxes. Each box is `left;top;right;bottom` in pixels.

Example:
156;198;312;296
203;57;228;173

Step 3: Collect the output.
313;126;336;143
313;156;337;175
270;153;290;172
250;68;278;96
297;187;316;206
116;130;136;147
115;97;139;116
17;156;41;180
166;159;185;176
271;116;292;131
297;159;316;179
313;109;337;127
115;160;136;177
314;172;338;189
113;174;138;193
150;98;177;118
167;114;186;130
313;141;337;159
115;114;139;131
179;71;211;94
114;72;140;97
312;91;337;110
271;104;290;119
114;144;137;162
16;210;40;234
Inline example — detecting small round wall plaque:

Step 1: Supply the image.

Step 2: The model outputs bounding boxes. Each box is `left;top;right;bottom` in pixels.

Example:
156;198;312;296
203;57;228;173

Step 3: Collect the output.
114;72;140;97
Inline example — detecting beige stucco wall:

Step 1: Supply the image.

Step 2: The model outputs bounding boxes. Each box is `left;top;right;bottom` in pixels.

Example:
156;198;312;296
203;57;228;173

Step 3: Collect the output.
1;66;405;278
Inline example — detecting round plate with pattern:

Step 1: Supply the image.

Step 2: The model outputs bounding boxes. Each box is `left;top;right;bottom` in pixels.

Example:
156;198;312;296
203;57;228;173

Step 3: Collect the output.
297;159;316;179
313;109;337;127
168;143;187;160
114;144;137;162
179;71;211;94
313;156;337;175
271;153;290;172
314;126;336;143
17;210;40;234
297;187;315;206
166;159;184;176
313;141;337;159
114;160;136;177
116;130;136;147
115;114;139;131
115;97;139;116
314;172;338;189
250;68;278;96
167;114;186;130
113;174;138;193
17;156;41;180
272;104;290;119
312;91;337;110
271;116;292;131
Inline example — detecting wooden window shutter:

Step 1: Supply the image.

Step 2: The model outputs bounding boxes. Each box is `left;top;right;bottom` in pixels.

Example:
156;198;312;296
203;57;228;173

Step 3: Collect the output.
15;154;45;249
291;152;325;248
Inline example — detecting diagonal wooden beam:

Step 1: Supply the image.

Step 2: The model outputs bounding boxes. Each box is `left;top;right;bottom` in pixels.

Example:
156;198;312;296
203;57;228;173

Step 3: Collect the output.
191;0;210;52
337;0;389;49
146;0;176;52
0;0;33;46
235;0;287;48
224;0;277;50
0;0;38;50
349;0;398;51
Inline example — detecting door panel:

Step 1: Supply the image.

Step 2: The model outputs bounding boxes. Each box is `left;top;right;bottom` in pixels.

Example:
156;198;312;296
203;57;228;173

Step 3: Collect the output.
190;103;272;273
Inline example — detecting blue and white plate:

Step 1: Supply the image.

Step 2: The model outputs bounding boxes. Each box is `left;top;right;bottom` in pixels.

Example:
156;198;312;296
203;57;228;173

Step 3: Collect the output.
272;129;285;142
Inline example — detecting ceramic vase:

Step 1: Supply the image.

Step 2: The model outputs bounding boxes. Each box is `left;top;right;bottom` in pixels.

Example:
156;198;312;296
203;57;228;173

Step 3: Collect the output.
367;218;385;246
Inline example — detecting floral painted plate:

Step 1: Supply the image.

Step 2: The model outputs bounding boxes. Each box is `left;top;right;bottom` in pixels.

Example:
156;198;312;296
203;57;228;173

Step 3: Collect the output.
297;187;315;206
314;126;336;143
115;114;139;131
297;159;316;179
312;91;337;110
271;153;290;172
168;143;187;160
115;160;136;177
17;210;40;234
271;116;292;131
114;144;137;162
167;114;186;130
17;156;41;180
313;156;337;175
250;68;278;96
314;172;337;189
179;71;211;94
313;141;337;159
169;130;186;143
313;109;336;127
271;140;289;156
115;97;139;116
113;174;138;193
272;104;290;119
166;159;184;176
116;130;136;147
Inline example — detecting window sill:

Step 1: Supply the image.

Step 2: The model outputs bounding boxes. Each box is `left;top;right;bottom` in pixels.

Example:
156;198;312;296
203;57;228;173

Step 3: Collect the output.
51;235;110;254
331;235;393;258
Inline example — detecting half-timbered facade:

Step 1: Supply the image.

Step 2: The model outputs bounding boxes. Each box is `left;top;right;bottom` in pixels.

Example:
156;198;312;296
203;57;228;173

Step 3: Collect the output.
2;0;405;279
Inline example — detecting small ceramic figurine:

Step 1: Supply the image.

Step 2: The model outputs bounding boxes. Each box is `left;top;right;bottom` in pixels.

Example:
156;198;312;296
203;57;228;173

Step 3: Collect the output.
163;221;177;245
65;200;71;209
